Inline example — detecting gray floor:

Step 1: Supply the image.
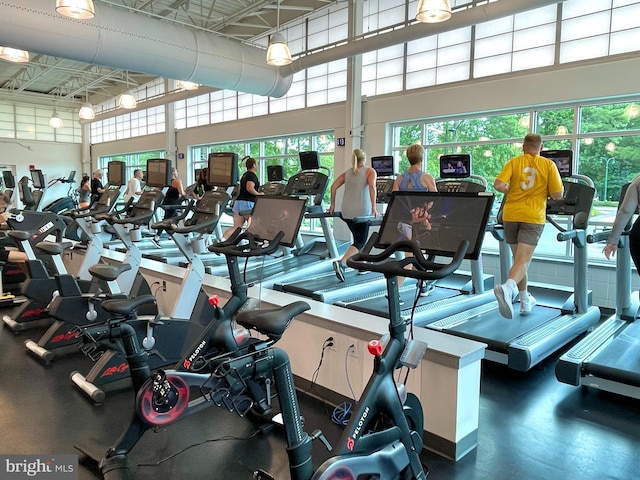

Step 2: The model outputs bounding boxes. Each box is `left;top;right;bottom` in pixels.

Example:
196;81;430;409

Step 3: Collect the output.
2;314;640;480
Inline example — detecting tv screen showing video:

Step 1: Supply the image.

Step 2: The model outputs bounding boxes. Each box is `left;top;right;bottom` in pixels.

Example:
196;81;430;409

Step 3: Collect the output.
107;161;126;186
376;191;494;260
208;152;239;187
146;158;172;188
299;151;319;171
439;154;471;179
267;165;284;182
542;149;573;178
30;169;45;189
371;156;394;177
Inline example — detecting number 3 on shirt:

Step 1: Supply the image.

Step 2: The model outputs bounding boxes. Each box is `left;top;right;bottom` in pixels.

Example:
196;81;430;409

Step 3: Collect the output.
520;167;536;190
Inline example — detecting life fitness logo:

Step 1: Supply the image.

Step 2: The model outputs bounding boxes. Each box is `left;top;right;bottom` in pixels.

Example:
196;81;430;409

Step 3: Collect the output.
346;406;370;451
183;340;207;370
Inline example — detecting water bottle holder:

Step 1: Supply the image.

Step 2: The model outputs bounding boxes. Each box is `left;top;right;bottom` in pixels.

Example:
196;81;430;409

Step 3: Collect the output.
208;366;253;416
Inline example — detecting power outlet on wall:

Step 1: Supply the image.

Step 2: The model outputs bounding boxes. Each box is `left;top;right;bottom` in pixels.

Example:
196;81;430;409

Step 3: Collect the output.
348;338;359;358
326;333;337;351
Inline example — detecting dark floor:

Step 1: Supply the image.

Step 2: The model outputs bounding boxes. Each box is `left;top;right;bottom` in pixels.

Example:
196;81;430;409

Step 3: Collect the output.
2;313;640;480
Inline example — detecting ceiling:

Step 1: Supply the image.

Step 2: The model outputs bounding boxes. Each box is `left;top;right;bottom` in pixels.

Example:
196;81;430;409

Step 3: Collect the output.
0;0;334;109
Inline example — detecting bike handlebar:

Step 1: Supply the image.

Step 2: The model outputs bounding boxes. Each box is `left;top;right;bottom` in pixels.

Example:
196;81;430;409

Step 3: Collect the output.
208;229;285;258
347;238;469;281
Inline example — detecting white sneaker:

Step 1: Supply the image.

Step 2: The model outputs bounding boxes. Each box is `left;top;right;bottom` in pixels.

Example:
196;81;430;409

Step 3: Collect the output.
494;283;514;319
520;294;536;315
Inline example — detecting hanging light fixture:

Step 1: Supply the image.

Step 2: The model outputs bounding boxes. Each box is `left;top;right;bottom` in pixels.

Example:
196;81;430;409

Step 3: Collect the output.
78;102;95;119
118;71;137;109
416;0;452;23
49;108;64;129
55;0;95;20
0;47;29;63
266;1;292;66
176;80;200;91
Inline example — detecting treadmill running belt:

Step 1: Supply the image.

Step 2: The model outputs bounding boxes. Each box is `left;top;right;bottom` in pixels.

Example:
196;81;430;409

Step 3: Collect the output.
345;286;460;318
585;321;640;386
445;304;559;350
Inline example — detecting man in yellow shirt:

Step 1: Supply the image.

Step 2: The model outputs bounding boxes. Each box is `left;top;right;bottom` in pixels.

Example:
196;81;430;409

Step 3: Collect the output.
493;134;564;319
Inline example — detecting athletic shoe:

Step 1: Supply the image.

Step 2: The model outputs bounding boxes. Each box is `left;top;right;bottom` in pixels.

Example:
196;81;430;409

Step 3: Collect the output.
150;237;162;249
493;283;514;319
420;282;436;297
520;293;537;315
333;261;346;282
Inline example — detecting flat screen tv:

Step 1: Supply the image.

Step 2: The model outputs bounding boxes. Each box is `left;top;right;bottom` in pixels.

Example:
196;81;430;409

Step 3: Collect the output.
146;158;172;188
67;170;76;183
107;161;126;186
375;191;494;260
208;152;239;187
299;151;319;171
2;171;15;189
246;196;307;247
439;154;471;179
542;149;573;178
267;165;284;182
371;156;394;177
30;169;45;189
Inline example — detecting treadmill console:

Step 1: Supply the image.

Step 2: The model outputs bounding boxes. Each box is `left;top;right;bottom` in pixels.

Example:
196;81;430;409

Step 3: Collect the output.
436;178;486;193
376;177;395;202
283;171;329;206
260;181;287;196
546;181;595;229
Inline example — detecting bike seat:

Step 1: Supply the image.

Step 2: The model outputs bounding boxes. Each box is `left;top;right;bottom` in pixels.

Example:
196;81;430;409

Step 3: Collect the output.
36;241;73;256
101;294;156;316
88;263;132;282
236;301;310;340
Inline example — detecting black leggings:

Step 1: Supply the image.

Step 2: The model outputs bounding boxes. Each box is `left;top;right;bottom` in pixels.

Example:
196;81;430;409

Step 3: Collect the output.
343;219;369;250
629;218;640;271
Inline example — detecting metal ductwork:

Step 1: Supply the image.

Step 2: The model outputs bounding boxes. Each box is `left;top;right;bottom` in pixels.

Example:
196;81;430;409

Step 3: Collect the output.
0;0;292;98
283;0;565;75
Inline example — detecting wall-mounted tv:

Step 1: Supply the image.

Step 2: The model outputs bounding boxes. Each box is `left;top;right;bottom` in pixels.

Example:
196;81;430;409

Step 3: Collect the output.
146;158;172;188
371;155;394;177
208;152;239;187
107;161;126;186
299;151;319;171
439;154;471;179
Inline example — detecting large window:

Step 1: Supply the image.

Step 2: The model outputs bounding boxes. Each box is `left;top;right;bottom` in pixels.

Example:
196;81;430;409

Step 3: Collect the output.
390;99;640;264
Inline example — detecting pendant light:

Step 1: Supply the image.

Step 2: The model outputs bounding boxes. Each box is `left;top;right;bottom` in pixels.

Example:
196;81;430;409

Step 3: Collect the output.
0;47;29;63
416;0;452;23
266;1;292;66
55;0;95;20
49;108;64;129
176;80;200;91
118;71;137;109
78;91;95;120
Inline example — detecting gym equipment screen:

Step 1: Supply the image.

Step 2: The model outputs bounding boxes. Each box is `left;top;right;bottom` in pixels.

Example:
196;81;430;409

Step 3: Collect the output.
267;165;284;182
208;152;239;187
107;161;126;186
299;151;319;171
371;156;394;177
146;158;172;187
30;169;45;189
376;191;494;260
439;154;471;179
542;150;573;178
246;196;307;247
2;171;15;189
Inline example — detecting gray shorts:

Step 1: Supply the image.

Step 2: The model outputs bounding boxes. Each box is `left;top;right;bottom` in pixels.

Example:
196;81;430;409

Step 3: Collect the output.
503;221;544;246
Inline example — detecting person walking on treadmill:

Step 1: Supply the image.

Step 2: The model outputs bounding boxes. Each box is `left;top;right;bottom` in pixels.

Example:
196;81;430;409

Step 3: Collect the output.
223;156;264;239
328;149;378;282
493;133;564;319
392;143;438;296
603;175;640;275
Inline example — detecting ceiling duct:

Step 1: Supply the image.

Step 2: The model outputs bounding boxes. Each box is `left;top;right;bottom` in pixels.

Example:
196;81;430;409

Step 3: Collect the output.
0;0;292;98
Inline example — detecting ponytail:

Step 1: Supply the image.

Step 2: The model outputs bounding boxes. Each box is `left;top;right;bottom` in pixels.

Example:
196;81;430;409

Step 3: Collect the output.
352;149;366;174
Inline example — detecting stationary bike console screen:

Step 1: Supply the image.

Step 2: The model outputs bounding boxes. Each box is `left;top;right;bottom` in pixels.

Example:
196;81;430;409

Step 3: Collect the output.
371;155;395;177
30;169;45;189
376;191;493;260
208;152;239;187
246;196;307;247
107;161;126;186
146;158;172;187
439;154;471;178
542;149;573;178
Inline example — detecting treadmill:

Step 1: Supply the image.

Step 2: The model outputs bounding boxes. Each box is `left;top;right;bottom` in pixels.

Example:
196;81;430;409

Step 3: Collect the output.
336;154;494;315
204;152;342;288
426;150;602;371
555;182;640;399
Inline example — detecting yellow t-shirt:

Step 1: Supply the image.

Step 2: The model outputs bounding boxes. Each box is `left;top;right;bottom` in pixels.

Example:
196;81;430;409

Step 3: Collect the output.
496;153;564;225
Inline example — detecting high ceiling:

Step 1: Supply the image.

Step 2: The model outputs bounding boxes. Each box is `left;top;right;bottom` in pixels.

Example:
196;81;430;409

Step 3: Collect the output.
0;0;334;109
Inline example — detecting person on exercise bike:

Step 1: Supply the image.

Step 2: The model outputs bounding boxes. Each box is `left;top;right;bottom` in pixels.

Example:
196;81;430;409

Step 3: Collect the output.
0;194;29;266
